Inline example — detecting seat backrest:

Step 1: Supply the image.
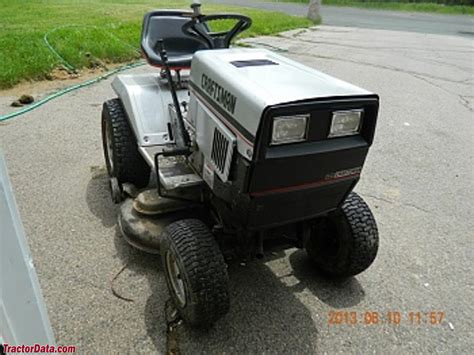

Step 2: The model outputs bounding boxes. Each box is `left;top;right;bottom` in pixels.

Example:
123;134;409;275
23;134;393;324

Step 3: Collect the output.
141;10;209;69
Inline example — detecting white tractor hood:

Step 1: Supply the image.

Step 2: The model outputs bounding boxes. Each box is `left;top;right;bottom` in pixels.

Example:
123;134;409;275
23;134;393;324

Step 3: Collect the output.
189;48;375;136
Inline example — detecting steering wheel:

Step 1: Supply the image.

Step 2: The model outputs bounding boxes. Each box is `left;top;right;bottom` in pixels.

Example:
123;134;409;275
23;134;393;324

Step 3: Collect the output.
182;14;252;49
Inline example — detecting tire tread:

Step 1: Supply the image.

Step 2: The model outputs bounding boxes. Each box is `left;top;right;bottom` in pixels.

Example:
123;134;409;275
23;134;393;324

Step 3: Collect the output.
305;192;379;277
340;192;379;276
162;219;230;326
102;98;150;188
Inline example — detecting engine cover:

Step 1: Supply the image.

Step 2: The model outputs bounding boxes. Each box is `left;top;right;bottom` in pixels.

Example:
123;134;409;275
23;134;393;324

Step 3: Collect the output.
188;48;374;148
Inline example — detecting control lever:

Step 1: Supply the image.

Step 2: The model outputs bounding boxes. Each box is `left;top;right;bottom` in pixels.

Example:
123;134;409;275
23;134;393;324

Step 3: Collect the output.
156;39;191;150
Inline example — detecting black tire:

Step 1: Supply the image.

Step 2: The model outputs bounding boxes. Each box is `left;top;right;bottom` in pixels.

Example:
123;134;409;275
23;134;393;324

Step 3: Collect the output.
305;192;378;277
161;219;230;327
101;98;150;189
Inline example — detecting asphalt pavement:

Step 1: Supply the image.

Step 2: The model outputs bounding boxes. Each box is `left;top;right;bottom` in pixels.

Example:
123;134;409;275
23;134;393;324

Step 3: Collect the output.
209;0;474;38
0;20;473;355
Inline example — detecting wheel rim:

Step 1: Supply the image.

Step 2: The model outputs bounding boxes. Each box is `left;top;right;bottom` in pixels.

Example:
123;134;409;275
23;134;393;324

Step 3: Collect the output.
165;251;186;307
105;119;115;174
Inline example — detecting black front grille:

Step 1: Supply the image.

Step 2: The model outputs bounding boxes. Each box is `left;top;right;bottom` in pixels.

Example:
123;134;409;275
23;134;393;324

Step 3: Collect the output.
211;128;229;174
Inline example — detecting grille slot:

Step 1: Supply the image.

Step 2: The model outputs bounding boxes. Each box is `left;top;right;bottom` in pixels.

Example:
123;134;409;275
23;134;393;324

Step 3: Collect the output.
211;128;230;174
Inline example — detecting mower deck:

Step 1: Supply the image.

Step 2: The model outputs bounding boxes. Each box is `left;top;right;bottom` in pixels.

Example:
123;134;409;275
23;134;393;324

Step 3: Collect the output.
118;191;193;254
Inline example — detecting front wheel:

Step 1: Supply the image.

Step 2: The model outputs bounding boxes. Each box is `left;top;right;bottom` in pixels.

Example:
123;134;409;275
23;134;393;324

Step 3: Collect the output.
160;219;230;327
305;192;379;277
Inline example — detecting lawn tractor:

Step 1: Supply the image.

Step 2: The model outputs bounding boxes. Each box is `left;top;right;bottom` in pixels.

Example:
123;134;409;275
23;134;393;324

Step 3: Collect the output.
101;1;380;327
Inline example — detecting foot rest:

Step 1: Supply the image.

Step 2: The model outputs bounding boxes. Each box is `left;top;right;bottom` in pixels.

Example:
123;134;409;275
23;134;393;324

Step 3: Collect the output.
158;156;203;190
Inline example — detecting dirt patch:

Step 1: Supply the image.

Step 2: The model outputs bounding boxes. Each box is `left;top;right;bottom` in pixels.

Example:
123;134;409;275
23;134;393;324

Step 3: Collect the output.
90;165;108;179
48;67;80;81
0;63;125;99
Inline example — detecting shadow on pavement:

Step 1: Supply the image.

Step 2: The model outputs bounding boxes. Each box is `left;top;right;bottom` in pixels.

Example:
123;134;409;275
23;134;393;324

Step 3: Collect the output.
288;249;365;309
176;259;319;353
85;169;118;228
112;228;168;352
105;201;364;353
112;230;320;353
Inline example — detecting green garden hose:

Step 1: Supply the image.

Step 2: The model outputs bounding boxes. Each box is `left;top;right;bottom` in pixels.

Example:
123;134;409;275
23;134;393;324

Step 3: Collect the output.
43;25;140;72
1;24;144;123
0;61;145;123
43;27;76;72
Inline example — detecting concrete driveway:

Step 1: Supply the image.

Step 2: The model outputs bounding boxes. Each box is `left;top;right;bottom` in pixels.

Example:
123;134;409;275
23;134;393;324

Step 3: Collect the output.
0;25;473;353
209;0;474;38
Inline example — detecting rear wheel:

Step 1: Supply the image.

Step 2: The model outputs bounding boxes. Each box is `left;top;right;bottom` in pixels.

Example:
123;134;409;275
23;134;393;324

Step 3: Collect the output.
305;192;379;277
161;219;230;327
101;98;150;192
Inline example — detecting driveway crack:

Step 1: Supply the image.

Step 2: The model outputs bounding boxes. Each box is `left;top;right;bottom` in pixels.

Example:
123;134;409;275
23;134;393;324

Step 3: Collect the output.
291;50;470;86
363;193;432;215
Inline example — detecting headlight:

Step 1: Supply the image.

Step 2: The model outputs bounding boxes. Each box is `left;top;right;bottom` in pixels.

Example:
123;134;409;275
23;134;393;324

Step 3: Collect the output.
329;110;363;138
271;115;308;145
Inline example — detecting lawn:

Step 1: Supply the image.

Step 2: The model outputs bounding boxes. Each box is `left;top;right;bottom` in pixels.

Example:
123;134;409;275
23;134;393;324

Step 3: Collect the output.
0;0;311;89
271;0;474;15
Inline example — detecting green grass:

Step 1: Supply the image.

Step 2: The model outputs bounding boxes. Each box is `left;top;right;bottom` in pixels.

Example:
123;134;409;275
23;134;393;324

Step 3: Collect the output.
0;0;311;89
270;0;474;15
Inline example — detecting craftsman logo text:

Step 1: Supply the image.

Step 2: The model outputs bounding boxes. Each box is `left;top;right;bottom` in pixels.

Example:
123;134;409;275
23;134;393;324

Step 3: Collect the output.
201;74;237;115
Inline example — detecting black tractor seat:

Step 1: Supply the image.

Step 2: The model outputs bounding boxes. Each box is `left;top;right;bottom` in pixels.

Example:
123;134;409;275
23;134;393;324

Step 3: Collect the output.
141;10;210;69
